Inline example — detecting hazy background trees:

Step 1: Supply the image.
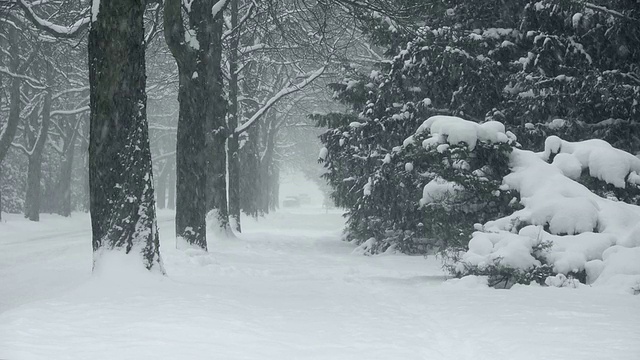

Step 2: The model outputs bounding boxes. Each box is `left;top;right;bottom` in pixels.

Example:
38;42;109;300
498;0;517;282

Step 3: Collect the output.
0;0;383;258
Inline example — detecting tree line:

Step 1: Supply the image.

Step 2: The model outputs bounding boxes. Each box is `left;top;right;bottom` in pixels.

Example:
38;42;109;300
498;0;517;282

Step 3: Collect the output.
0;0;396;270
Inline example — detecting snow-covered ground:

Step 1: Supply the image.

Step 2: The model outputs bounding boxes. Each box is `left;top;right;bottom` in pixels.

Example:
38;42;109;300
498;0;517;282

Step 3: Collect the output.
1;207;639;360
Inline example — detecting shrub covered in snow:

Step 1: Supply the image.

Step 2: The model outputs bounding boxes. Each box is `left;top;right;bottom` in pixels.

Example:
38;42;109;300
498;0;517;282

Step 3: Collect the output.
450;130;640;292
393;116;521;251
318;110;522;254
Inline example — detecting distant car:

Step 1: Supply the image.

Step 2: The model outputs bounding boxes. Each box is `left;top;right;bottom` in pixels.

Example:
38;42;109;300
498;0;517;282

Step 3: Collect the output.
282;196;300;208
298;193;311;205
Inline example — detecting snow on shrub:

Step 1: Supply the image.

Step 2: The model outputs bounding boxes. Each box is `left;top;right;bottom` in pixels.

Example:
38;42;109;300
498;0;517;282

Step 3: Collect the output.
450;129;640;292
370;115;518;253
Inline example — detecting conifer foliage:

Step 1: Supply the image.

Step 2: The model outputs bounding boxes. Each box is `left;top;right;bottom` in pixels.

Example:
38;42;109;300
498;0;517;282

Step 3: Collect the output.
318;0;639;255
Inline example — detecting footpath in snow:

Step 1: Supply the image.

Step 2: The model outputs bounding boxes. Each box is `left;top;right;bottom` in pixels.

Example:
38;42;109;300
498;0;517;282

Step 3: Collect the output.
0;207;639;360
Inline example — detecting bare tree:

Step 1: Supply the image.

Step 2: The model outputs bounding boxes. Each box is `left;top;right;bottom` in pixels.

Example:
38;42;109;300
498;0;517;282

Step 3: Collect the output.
9;0;164;270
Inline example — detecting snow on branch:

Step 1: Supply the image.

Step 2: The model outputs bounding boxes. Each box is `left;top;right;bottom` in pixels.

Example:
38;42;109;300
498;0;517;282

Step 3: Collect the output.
11;141;34;157
235;65;326;135
16;0;90;38
0;66;45;89
53;86;90;100
573;1;640;22
239;43;267;54
212;0;230;17
51;105;90;117
148;124;178;131
222;1;256;41
152;151;176;162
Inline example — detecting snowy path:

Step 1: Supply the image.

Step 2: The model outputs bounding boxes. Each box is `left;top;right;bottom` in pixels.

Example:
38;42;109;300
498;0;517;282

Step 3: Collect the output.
1;208;639;360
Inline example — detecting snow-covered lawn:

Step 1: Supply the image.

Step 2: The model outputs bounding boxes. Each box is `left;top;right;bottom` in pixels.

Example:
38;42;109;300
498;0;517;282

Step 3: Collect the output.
1;208;638;360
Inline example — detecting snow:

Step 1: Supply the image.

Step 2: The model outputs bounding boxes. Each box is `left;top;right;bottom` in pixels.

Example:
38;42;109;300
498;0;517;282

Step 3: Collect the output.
91;0;100;22
545;273;582;288
419;177;461;206
572;12;583;28
529;197;599;235
468;235;493;256
547;118;567;129
459;131;640;291
597;246;640;287
185;29;200;50
551;152;582;179
211;0;227;17
419;116;509;150
402;134;415;147
404;162;413;171
407;116;640;290
1;207;640;359
318;146;328;160
543;136;640;188
363;177;373;196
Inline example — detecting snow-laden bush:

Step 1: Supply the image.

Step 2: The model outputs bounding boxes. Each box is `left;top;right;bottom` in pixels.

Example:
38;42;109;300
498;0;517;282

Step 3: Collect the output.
318;112;521;254
390;116;521;251
448;126;640;292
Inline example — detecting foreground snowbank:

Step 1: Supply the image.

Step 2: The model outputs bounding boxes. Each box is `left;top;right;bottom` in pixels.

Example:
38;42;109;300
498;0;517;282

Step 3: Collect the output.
1;209;640;360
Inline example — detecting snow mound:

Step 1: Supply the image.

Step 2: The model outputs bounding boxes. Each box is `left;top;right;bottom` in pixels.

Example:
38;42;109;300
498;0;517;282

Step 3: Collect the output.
456;127;640;292
543;136;640;188
418;116;510;150
529;197;599;235
419;177;462;206
318;146;328;160
595;246;640;293
544;273;583;288
92;249;164;281
443;275;489;289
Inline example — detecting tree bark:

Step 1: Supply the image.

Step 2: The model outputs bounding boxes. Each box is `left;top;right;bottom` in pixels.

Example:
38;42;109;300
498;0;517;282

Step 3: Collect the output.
0;28;23;220
55;119;77;217
167;158;176;210
57;142;74;216
24;62;52;222
82;134;90;212
164;0;210;249
227;0;241;232
259;112;278;212
156;160;171;209
88;0;163;271
205;13;230;234
164;0;230;247
0;28;21;164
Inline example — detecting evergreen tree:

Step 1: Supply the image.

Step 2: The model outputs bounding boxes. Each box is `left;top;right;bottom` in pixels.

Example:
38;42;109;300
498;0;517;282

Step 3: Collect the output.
317;0;639;253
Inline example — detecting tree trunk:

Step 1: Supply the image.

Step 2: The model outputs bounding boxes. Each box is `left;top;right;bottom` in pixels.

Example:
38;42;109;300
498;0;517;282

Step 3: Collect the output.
227;0;241;232
55;121;76;217
0;28;21;163
24;63;52;222
172;39;208;249
58;145;74;217
205;14;230;234
82;132;90;212
88;0;163;271
55;114;82;216
259;113;278;212
0;28;23;220
165;0;230;247
167;158;176;210
156;160;171;209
